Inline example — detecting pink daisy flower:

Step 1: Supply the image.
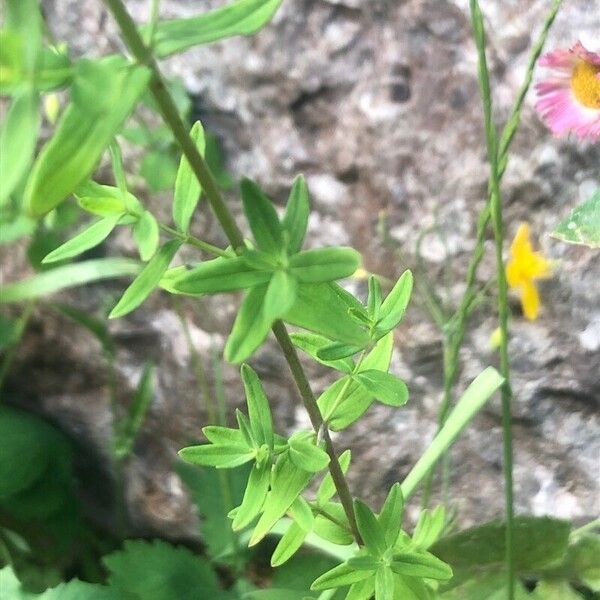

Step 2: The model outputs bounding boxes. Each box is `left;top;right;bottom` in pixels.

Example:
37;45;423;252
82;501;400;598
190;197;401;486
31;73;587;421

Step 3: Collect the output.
535;41;600;141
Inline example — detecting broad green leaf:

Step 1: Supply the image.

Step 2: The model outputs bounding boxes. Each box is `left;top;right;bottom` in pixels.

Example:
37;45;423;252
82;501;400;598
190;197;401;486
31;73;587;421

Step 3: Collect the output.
148;0;284;58
354;500;387;557
110;239;181;318
271;521;308;567
412;505;445;551
431;516;571;576
367;276;382;321
390;551;452;580
225;283;272;363
0;258;140;303
311;562;373;591
375;567;394;600
289;434;330;473
282;175;309;254
353;370;409;407
318;334;393;430
42;214;121;264
263;269;298;322
317;342;364;361
290;332;354;374
288;496;314;532
377;483;403;547
241;178;283;255
552;188;600;248
0;87;40;205
400;367;503;499
202;425;245;446
232;461;271;530
174;256;272;294
75;180;141;216
133;210;160;262
316;449;351;504
178;444;255;468
173;121;205;233
26;57;150;215
289;248;360;283
376;270;413;334
284;283;371;347
249;453;313;546
241;364;274;449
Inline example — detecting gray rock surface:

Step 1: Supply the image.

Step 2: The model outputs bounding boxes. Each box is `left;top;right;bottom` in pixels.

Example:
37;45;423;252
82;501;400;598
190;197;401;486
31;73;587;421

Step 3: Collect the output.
4;0;599;538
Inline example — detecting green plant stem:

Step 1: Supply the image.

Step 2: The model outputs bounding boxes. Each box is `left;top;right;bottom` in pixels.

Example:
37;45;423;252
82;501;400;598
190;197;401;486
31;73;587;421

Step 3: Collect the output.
158;223;229;258
310;504;353;534
470;1;514;597
421;0;563;509
102;0;362;547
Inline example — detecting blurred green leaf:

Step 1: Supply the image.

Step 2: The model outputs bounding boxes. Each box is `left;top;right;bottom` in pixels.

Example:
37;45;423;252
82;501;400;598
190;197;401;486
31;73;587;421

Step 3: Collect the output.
552;189;600;248
148;0;283;58
140;148;178;192
133;210;160;262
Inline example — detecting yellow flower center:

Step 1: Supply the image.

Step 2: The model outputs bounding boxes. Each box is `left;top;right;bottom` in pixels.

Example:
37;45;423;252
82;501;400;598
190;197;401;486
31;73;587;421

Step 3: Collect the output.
571;59;600;109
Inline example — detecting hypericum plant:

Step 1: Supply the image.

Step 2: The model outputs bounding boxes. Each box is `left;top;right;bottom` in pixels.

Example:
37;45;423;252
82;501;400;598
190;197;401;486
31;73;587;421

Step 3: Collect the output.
2;0;598;598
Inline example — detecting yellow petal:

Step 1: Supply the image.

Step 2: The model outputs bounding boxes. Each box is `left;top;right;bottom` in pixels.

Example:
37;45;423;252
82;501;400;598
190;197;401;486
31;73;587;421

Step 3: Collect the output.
510;223;533;261
521;280;541;320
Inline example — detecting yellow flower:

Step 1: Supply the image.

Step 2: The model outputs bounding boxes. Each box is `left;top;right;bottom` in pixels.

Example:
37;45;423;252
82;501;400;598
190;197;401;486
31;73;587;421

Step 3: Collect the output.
505;223;553;320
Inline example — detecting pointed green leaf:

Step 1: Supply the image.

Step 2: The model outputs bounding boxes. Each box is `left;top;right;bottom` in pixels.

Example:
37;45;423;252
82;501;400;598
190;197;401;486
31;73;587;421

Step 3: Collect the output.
311;562;373;591
133;210;160;261
317;342;364;361
147;0;284;58
0;87;40;206
346;556;380;572
377;483;403;547
42;214;121;264
241;178;283;255
390;551;452;580
412;505;445;551
376;270;413;333
288;496;314;532
317;449;351;504
173;120;206;233
284;283;371;348
241;364;274;449
178;444;255;468
225;283;272;363
271;521;308;567
174;256;272;294
289;248;360;283
0;258;140;303
290;332;354;374
263;269;298;322
236;409;256;448
313;503;354;546
346;577;376;600
75;180;141;216
552;188;600;248
26;57;151;215
202;425;245;446
354;500;387;557
249;453;313;546
289;434;330;473
282;174;309;254
110;239;181;318
353;370;409;408
400;367;503;500
375;567;394;600
232;460;271;530
367;276;382;321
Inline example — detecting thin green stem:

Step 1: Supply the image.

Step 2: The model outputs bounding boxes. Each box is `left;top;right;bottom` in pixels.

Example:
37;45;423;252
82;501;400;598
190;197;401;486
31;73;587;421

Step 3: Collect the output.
158;223;229;258
325;351;366;422
470;1;514;598
102;0;362;547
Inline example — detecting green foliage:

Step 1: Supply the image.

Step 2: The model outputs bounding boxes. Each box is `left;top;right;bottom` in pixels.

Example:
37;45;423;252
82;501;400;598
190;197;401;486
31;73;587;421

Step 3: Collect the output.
552;188;600;248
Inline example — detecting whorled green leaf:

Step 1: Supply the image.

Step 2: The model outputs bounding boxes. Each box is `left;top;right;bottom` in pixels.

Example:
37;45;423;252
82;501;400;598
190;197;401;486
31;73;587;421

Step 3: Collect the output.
552;189;600;248
0;258;141;303
290;332;355;374
390;551;453;580
263;269;298;322
0;86;40;205
316;449;351;505
354;499;387;557
375;567;394;600
224;283;272;364
376;270;413;334
75;180;141;216
288;433;330;473
42;214;121;264
271;521;308;567
313;503;354;546
231;461;271;531
311;562;373;591
377;483;404;547
288;496;314;532
148;0;284;58
353;370;409;408
241;363;274;449
282;174;310;254
178;444;254;468
412;505;446;551
289;247;360;283
317;342;364;362
26;56;150;216
240;178;284;256
173;255;272;294
173;120;205;234
367;276;382;321
109;239;181;318
133;210;160;262
249;452;313;546
202;425;245;446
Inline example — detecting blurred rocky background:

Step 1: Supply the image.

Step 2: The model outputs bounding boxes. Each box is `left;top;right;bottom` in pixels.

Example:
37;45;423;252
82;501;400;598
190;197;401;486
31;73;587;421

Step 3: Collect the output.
3;0;599;541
